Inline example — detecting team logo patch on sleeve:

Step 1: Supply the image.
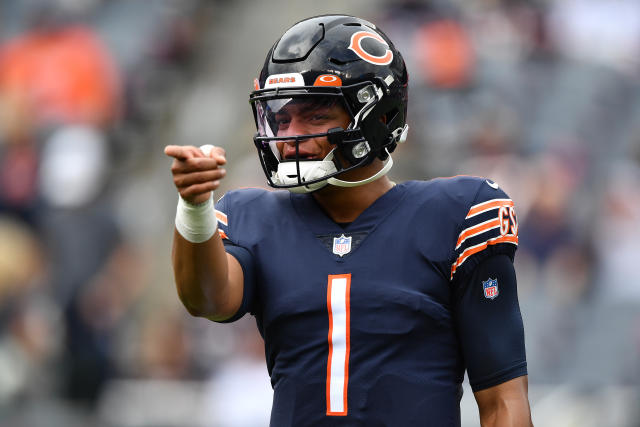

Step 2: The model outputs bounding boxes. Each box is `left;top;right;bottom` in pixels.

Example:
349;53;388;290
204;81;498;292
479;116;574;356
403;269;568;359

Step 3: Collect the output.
483;278;499;300
333;234;352;257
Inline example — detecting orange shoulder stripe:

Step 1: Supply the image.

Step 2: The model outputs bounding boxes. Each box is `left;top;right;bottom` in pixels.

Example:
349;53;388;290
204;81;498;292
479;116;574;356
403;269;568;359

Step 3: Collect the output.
466;199;513;219
450;234;518;279
215;210;228;226
455;218;501;249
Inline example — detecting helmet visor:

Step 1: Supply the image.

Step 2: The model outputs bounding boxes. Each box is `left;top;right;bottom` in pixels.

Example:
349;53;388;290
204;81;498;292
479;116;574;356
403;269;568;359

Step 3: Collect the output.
253;95;350;142
249;91;371;190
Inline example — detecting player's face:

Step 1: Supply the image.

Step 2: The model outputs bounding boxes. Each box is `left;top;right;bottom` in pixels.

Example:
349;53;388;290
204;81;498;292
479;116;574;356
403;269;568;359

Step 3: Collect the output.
274;99;351;161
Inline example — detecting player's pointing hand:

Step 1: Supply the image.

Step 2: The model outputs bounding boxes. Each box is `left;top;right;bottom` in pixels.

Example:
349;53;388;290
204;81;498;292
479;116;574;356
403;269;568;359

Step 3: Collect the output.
165;144;227;205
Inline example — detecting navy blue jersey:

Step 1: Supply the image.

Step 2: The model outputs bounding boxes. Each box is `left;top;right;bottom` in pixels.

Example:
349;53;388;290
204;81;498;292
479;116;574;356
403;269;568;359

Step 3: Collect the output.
214;176;527;426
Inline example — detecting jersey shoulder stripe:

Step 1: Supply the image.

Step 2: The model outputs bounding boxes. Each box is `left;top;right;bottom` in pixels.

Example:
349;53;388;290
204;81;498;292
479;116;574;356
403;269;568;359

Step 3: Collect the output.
449;181;519;280
466;198;514;219
215;209;228;226
455;217;501;249
451;234;518;279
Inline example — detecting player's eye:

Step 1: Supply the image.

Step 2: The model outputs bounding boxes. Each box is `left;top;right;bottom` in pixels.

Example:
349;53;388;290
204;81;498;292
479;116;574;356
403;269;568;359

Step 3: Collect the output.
310;114;330;121
274;114;290;130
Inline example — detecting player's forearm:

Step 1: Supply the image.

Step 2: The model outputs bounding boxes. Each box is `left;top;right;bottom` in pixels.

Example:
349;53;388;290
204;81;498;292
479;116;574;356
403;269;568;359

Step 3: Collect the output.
171;230;238;320
475;376;533;427
478;396;533;427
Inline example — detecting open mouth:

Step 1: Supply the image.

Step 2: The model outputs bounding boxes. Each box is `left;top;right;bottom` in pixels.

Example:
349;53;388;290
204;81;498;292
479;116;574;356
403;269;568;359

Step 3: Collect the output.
283;152;319;161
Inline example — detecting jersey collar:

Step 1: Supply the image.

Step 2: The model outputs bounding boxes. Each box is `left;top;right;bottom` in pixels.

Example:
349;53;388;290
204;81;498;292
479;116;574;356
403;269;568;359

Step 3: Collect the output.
289;182;408;235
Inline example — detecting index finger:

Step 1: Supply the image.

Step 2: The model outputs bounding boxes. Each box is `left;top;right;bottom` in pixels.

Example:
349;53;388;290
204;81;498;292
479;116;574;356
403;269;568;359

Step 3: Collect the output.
164;145;200;160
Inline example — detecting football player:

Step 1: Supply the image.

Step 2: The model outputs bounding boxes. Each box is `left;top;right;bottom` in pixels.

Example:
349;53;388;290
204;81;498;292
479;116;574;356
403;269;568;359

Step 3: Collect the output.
165;15;533;426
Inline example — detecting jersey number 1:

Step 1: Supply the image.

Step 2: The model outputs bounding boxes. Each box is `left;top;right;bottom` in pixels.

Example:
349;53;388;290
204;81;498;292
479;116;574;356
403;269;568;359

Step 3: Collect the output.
326;274;351;416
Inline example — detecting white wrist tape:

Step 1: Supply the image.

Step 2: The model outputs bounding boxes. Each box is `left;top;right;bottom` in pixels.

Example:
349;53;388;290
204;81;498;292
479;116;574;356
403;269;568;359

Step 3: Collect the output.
175;194;217;243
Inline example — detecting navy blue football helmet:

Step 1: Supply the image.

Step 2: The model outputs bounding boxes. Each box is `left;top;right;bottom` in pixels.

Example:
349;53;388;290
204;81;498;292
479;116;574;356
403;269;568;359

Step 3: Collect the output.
249;15;409;193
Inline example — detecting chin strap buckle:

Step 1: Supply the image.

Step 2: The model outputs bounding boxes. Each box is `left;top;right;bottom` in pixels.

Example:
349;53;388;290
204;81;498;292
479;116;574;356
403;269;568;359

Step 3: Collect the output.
391;124;409;143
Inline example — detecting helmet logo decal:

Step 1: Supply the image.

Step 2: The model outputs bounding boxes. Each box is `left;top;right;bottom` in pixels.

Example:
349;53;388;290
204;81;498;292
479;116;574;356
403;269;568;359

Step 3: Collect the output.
348;31;393;65
264;72;304;88
313;74;343;86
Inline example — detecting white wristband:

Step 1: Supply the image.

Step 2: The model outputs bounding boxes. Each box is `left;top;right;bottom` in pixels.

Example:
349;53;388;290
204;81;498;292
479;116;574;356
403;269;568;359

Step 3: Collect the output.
175;194;217;243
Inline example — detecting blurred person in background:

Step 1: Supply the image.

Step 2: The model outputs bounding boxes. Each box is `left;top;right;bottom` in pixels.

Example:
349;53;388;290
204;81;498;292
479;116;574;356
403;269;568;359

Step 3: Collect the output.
0;216;56;405
0;2;217;424
166;14;532;426
0;0;139;411
0;0;120;222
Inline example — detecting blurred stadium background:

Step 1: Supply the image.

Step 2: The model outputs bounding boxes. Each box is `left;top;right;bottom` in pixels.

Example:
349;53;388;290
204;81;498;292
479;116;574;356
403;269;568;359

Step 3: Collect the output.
0;0;638;426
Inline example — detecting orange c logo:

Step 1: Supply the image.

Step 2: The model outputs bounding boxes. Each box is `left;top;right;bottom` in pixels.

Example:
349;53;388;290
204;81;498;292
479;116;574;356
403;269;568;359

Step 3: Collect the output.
348;31;393;66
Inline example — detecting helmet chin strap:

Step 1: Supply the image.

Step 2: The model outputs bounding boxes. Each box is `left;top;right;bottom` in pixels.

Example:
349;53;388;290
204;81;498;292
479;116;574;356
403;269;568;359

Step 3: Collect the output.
274;148;394;193
272;156;335;193
327;149;393;188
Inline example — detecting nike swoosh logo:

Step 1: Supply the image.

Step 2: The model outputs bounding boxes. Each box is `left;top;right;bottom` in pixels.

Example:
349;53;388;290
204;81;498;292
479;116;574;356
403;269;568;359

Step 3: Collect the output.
486;180;499;189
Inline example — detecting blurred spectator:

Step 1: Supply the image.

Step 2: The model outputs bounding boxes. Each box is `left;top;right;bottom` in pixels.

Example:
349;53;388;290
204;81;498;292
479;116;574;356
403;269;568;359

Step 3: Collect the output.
0;138;39;222
38;125;109;209
0;294;63;404
62;241;148;404
0;8;121;131
518;150;582;265
0;1;121;224
0;216;43;304
0;215;59;405
593;158;640;302
413;19;474;89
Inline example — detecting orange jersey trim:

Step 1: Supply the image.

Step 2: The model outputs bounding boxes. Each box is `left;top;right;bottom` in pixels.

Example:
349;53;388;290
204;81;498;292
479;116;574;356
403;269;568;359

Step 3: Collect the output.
215;210;228;226
465;199;513;219
456;218;501;249
450;234;518;279
218;229;228;240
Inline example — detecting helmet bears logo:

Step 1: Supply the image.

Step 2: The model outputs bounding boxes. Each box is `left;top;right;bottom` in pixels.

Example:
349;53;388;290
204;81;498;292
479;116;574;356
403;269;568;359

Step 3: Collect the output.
348;31;393;65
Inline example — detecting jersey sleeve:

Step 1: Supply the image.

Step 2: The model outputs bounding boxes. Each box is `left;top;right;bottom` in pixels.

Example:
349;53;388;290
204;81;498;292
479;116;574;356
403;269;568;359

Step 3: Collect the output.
453;254;527;391
212;192;257;323
450;181;518;281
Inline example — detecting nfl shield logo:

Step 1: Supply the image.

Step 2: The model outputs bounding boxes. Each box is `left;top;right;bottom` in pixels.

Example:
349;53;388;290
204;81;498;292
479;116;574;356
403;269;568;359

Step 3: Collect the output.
332;234;352;257
483;278;499;300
